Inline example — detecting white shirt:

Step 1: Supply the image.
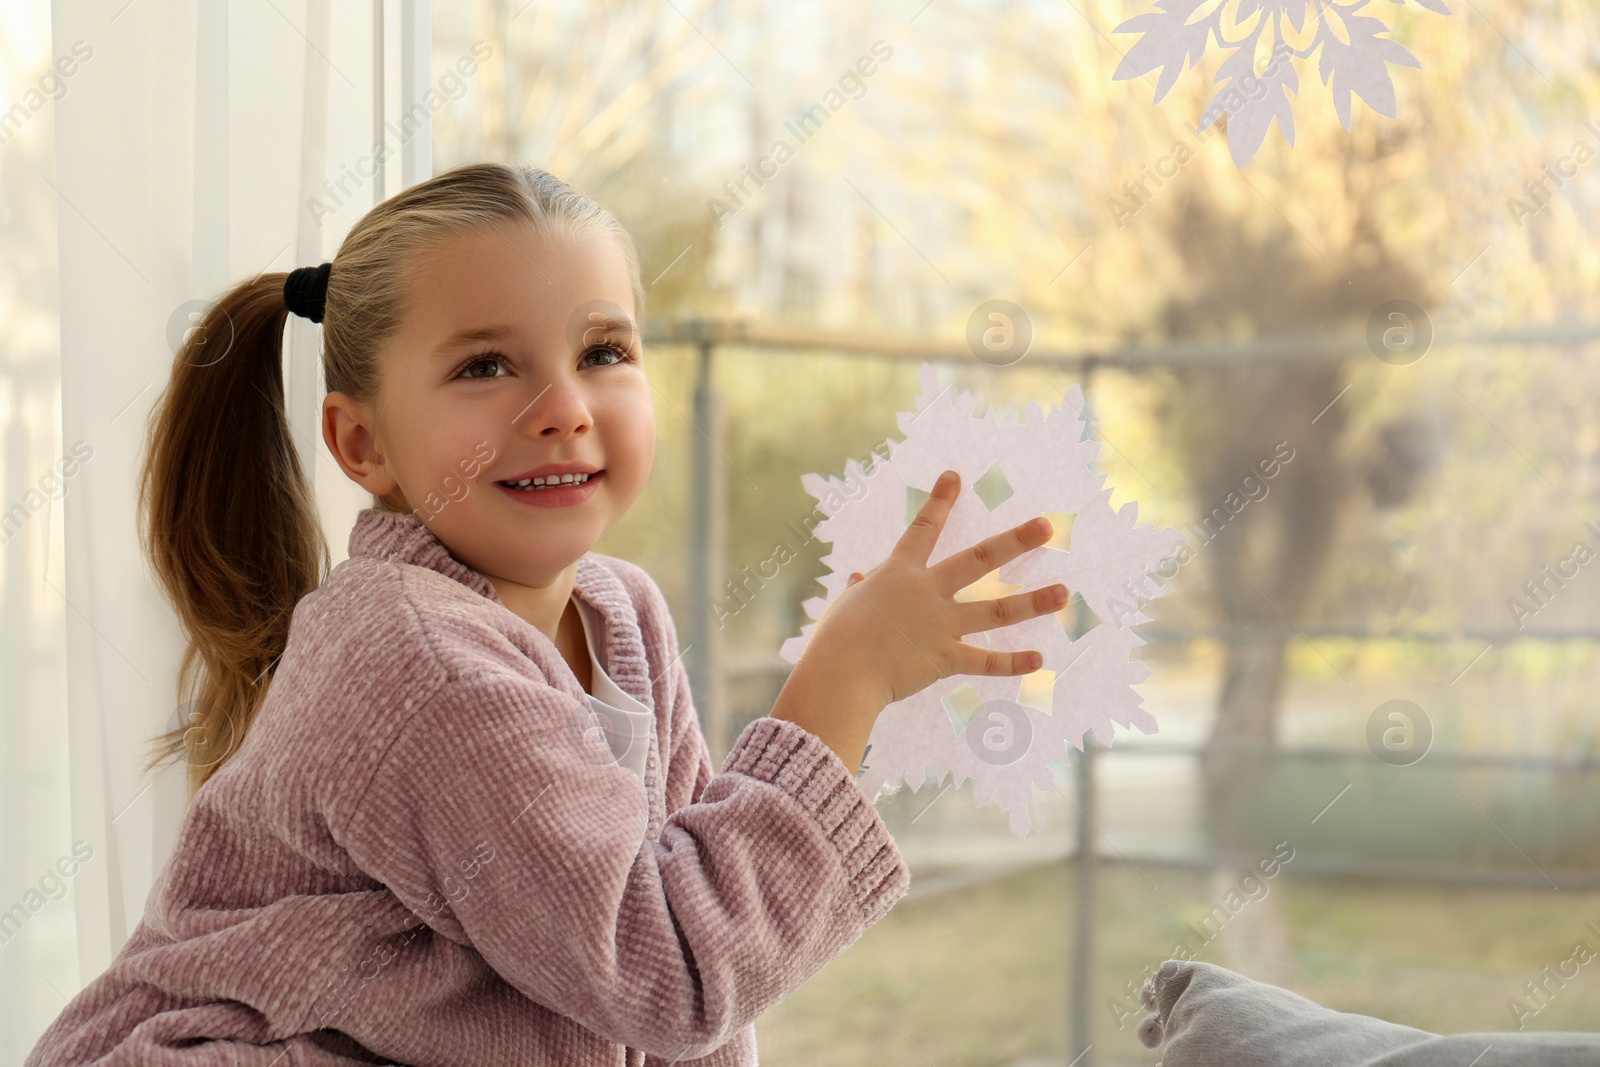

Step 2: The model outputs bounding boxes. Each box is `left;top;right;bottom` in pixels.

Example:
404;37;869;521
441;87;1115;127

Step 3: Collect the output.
572;594;654;784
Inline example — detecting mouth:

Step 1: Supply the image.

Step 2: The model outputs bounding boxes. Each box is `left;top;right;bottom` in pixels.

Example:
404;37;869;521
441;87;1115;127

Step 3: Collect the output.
494;469;606;508
496;470;604;492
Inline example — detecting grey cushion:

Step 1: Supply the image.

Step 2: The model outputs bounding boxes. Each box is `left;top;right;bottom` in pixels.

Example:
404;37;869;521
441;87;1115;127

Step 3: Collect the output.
1136;960;1600;1066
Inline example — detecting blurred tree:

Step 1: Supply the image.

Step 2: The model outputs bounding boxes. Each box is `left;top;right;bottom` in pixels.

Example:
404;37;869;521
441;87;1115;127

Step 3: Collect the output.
1151;189;1434;843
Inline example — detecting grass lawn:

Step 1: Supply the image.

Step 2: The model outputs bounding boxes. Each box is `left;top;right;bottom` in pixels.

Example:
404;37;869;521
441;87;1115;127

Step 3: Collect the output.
754;861;1600;1066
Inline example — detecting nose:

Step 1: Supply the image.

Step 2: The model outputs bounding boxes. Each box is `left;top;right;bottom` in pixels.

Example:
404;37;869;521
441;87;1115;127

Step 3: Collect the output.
513;370;593;439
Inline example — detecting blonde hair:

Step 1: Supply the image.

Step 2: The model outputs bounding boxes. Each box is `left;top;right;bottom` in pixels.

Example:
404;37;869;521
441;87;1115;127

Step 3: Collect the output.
136;161;645;798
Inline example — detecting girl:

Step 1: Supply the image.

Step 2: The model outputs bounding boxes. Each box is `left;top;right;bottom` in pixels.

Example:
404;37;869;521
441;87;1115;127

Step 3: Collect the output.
26;161;1066;1067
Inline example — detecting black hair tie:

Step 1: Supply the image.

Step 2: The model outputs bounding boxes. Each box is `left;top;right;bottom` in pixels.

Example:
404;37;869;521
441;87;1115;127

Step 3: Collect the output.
283;261;333;323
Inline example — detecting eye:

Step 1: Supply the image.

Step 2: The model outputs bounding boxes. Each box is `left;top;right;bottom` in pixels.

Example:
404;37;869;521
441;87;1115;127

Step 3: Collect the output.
583;340;638;368
455;352;509;380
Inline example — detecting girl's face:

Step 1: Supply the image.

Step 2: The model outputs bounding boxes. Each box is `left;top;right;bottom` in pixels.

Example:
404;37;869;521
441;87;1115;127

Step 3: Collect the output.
327;221;655;589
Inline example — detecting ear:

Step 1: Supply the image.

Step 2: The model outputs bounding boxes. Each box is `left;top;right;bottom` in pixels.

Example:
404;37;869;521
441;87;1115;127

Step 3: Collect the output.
322;391;400;497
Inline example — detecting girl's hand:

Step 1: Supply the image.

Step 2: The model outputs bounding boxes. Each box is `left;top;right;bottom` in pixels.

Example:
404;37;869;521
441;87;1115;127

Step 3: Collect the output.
811;469;1067;709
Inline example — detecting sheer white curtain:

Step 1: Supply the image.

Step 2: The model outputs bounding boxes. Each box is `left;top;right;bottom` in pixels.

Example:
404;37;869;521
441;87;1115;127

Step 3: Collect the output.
5;1;433;1058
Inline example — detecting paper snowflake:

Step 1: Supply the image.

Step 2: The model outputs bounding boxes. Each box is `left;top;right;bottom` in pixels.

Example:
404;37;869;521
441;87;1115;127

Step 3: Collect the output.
779;364;1186;837
1112;0;1447;166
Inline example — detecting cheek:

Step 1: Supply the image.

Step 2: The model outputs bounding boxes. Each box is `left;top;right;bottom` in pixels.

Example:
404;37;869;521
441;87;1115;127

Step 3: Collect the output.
617;388;655;455
637;404;657;451
611;396;655;492
414;428;494;499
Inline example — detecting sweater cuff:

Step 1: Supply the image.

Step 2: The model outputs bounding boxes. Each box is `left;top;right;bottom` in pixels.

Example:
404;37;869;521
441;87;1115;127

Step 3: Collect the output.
722;716;910;925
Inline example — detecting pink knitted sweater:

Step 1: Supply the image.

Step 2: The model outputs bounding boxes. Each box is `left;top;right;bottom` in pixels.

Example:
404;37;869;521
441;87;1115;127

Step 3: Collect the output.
26;507;910;1066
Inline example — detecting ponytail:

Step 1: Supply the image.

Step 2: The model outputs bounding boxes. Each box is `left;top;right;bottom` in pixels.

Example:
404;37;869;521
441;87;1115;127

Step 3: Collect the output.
136;273;330;799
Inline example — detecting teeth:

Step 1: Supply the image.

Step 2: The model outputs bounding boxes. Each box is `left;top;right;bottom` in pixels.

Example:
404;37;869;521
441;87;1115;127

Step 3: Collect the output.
502;472;594;489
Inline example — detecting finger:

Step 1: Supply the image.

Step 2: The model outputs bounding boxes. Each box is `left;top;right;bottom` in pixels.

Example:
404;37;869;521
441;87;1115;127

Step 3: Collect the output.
933;515;1054;596
889;469;961;567
946;641;1043;677
954;582;1069;637
846;571;865;587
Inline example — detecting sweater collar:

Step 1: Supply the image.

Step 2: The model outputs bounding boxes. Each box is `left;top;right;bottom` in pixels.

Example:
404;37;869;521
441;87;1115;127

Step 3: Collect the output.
343;506;651;707
344;506;668;837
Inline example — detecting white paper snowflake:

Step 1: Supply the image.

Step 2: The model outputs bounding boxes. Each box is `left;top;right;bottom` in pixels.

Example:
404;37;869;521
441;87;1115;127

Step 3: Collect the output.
1112;0;1448;166
779;363;1186;837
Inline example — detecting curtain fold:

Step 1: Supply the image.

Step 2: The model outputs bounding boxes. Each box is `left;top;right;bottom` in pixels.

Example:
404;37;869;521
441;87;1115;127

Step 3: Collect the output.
8;0;431;1059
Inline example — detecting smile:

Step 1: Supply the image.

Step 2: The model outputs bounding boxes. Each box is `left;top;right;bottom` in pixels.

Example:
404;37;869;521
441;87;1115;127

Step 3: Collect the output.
499;472;597;490
495;470;605;508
